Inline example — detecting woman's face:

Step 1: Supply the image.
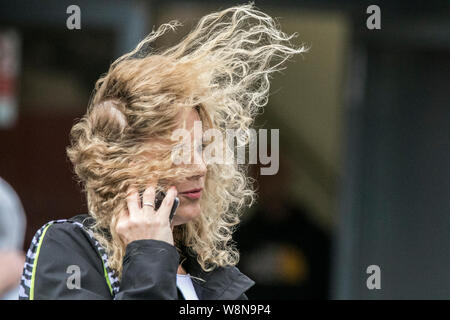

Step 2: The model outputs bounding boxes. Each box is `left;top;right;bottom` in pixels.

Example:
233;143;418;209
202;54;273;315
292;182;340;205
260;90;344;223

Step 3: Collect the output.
168;107;207;226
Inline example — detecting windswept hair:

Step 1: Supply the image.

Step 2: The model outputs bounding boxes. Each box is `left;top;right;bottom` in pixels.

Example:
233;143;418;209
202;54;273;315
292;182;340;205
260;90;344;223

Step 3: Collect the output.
66;2;307;278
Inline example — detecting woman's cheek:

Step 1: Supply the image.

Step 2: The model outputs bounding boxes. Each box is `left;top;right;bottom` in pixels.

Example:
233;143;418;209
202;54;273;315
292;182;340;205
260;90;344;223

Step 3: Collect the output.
173;201;202;224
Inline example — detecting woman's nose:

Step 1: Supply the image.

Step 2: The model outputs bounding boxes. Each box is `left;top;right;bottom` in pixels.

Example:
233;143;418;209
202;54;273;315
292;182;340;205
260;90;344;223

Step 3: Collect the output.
195;158;207;177
188;154;207;180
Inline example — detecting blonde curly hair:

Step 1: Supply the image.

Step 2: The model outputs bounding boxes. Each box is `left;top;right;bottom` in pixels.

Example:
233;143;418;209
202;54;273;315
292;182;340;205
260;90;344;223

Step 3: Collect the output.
66;2;306;278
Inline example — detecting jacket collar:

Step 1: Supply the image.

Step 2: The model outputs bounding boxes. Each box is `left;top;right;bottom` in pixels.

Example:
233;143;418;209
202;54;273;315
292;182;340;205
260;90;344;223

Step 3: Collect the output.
183;252;255;300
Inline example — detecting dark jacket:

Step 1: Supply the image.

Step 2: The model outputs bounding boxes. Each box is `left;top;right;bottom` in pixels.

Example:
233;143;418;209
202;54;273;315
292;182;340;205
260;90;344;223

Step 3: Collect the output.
19;214;254;300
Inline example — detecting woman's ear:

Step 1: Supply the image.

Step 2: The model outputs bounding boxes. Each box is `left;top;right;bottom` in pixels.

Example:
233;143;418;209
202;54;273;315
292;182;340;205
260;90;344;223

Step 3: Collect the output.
89;99;128;140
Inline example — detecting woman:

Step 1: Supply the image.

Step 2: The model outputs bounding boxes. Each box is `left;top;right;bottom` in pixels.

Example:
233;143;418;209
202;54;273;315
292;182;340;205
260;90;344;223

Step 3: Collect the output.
19;3;305;300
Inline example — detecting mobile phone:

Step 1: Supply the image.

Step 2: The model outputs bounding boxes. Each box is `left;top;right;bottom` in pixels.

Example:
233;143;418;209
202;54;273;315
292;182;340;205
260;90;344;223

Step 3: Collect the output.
155;191;179;222
139;189;179;222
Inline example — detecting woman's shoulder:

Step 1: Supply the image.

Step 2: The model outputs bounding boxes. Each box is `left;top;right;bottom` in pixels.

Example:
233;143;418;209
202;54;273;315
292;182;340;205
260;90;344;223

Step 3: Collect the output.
52;213;95;229
20;214;116;299
23;214;108;275
32;214;97;245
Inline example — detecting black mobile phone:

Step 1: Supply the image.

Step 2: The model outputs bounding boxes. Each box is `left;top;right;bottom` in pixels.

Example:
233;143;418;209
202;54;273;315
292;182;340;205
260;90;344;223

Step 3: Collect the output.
155;191;179;222
139;189;179;222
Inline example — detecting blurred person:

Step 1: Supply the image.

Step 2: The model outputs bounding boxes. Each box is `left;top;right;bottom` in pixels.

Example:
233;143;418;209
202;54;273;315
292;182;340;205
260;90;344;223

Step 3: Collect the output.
19;4;305;300
0;177;26;299
235;157;331;299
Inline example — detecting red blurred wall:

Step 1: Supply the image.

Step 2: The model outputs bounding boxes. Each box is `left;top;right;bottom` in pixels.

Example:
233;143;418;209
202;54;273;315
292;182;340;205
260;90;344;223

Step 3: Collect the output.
0;113;88;249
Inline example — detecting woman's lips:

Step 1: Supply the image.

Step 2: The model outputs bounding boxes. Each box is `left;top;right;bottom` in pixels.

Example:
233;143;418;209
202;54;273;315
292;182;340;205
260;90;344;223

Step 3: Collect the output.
179;188;203;199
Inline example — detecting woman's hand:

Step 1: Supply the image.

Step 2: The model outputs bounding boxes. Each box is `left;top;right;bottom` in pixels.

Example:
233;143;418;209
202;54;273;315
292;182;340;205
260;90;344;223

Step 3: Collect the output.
115;185;178;246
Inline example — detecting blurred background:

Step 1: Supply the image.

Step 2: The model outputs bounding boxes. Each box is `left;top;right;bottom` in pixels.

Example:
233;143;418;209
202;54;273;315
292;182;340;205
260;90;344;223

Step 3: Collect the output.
0;0;449;299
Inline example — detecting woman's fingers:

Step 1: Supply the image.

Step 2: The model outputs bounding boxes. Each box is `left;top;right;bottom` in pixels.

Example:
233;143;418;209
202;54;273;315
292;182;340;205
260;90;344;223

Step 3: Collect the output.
126;187;140;217
142;183;157;215
125;183;175;220
116;184;176;246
